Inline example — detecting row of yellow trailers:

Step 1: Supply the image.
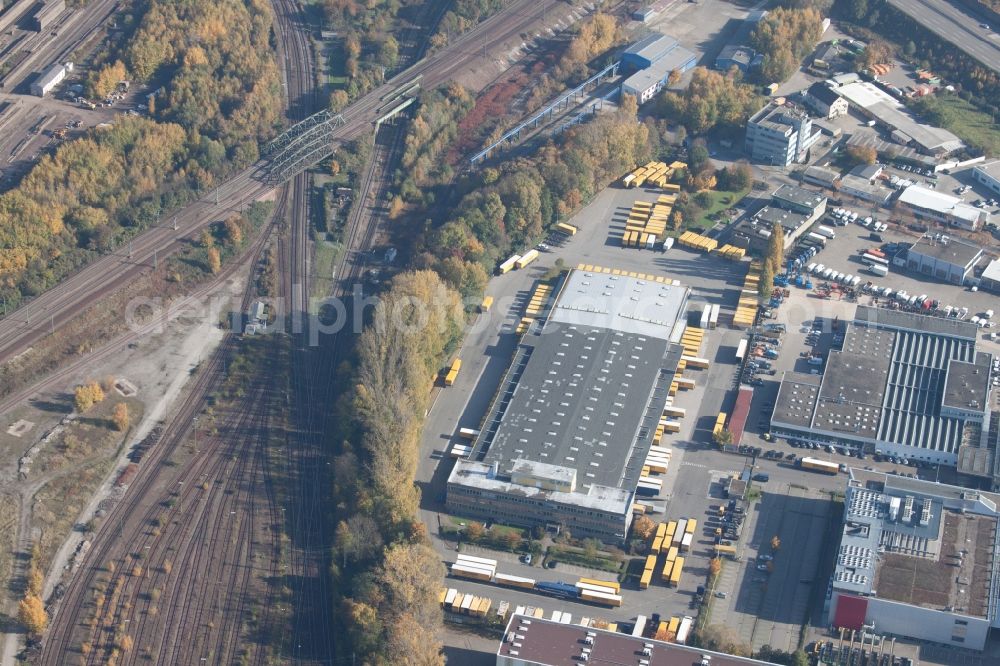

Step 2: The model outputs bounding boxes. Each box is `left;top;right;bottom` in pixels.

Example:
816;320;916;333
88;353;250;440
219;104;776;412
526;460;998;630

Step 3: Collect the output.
574;264;681;285
497;248;540;275
733;261;762;328
677;231;718;253
639;519;698;589
622;195;672;248
622;161;687;190
517;282;553;335
713;243;746;261
440;588;493;617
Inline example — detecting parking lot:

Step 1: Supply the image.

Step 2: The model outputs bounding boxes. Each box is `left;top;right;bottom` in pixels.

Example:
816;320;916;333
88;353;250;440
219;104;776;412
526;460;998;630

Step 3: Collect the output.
707;482;834;654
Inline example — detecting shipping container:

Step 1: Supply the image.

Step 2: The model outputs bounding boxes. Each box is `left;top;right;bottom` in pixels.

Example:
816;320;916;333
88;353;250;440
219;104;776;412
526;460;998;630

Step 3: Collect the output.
675;616;694;644
456;553;497;567
736;339;748;361
798;457;840;474
714;544;737;558
494;573;536;589
450;563;493;581
708;303;720;329
806;232;827;246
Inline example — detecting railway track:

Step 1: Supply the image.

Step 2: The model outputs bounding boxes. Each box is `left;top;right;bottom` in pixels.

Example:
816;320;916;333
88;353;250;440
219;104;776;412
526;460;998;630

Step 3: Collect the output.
0;0;565;366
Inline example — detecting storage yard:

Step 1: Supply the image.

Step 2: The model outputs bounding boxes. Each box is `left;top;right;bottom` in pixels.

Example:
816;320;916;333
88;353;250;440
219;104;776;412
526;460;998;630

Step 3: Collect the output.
419;146;1000;663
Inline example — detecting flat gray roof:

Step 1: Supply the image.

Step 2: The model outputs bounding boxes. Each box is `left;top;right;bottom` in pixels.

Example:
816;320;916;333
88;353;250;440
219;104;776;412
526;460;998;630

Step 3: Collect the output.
908;235;983;269
753;206;811;233
975;160;1000;180
481;323;672;490
943;353;992;412
854;305;979;340
772;183;826;211
774;309;987;455
772;372;821;428
813;326;895;439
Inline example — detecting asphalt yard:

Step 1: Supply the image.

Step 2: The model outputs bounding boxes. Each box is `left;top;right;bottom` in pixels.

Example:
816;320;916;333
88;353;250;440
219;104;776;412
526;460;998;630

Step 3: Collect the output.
707;483;833;654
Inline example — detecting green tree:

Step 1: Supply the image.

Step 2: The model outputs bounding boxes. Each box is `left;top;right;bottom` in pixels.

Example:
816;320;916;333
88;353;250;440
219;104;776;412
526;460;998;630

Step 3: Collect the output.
792;649;810;666
713;428;734;447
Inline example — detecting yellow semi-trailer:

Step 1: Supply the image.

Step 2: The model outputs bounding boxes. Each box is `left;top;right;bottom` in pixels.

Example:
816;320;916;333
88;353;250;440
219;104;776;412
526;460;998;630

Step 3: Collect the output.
639;568;653;590
661;558;674;582
685;518;698;535
450;563;493;582
578;589;623;607
479;295;493;312
498;254;521;274
556;222;578;235
577;577;620;593
515;249;539;269
670;557;684;587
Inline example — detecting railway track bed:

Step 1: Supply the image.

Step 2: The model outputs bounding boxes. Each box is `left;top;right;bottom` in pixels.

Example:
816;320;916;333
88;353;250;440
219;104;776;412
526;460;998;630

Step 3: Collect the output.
37;336;294;665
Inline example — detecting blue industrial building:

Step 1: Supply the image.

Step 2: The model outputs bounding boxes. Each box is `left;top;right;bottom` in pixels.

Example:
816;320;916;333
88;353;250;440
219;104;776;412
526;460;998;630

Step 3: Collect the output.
621;33;697;104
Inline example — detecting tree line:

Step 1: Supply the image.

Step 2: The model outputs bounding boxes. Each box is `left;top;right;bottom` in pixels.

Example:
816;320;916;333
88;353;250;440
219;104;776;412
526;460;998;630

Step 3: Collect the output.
330;270;464;665
834;0;1000;135
0;0;281;310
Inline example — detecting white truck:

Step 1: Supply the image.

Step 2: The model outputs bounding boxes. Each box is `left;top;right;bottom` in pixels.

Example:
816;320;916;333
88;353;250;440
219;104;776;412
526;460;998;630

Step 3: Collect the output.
815;225;836;239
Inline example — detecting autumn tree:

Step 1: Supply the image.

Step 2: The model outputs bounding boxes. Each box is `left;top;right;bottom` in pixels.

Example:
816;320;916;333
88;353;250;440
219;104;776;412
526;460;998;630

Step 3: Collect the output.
206;247;221;274
760;263;775;300
846;144;877;166
698;624;751;657
112;402;130;431
750;7;823;82
659;67;762;133
632;515;656;540
859;38;893;70
223;214;244;246
90;60;127;99
75;381;106;412
464;521;485;542
18;594;48;635
709;557;722;577
334;515;384;568
766;222;785;275
771;535;782;550
713;428;734;447
716;161;753;191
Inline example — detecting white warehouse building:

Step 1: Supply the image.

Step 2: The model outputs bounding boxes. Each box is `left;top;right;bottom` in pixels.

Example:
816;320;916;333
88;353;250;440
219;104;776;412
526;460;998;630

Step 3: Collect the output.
30;62;67;97
829;471;1000;651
